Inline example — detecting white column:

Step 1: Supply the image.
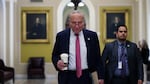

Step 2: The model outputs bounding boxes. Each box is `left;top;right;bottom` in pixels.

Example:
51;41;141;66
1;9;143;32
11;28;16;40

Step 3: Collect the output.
138;0;143;40
0;0;6;62
9;0;14;67
3;0;6;62
146;0;150;47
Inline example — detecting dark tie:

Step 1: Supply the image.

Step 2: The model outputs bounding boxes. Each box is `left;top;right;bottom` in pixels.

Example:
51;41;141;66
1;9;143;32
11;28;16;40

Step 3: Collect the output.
120;43;126;77
75;34;82;78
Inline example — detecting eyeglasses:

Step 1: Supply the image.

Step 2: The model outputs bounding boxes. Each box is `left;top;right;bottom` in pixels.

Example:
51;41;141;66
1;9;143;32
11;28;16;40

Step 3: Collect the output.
71;21;83;25
118;31;127;33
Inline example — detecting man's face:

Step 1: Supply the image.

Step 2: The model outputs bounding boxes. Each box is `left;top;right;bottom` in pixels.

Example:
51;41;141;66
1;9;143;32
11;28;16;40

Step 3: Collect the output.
69;13;84;34
116;26;127;41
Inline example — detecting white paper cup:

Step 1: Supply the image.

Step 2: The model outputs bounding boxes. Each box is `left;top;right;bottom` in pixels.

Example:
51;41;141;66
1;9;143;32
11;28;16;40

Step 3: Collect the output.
60;53;69;70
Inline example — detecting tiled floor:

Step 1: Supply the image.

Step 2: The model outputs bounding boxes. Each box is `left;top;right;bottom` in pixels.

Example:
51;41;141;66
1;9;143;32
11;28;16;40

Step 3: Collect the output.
3;77;150;84
4;78;58;84
4;79;150;84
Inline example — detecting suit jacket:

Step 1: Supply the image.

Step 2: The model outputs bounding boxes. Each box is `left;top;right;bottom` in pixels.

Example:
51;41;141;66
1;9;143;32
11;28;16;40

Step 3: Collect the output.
52;28;104;80
102;40;143;84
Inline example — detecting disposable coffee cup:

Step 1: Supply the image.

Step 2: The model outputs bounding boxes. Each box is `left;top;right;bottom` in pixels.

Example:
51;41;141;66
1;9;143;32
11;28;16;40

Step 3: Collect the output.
60;53;69;70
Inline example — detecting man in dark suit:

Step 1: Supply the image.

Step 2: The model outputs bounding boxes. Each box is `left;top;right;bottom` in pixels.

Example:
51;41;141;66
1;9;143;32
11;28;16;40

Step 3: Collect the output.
102;25;143;84
52;11;104;84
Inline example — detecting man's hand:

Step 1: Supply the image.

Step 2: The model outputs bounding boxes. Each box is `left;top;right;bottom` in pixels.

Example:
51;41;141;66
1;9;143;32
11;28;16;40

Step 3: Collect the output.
98;79;104;84
138;80;142;84
57;60;67;71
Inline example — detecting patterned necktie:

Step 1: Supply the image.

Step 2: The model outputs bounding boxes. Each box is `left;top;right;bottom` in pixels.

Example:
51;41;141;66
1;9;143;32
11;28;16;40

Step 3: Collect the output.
75;34;82;78
120;43;126;77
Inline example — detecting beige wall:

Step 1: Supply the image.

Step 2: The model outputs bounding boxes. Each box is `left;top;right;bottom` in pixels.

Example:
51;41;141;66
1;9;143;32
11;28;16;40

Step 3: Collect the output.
2;0;148;82
13;0;59;78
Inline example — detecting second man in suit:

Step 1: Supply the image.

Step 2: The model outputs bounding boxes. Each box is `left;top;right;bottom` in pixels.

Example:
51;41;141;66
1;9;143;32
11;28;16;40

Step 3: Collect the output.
102;25;143;84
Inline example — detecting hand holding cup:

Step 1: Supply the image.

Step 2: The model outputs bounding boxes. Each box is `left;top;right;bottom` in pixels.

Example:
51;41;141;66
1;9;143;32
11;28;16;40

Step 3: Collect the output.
60;53;69;70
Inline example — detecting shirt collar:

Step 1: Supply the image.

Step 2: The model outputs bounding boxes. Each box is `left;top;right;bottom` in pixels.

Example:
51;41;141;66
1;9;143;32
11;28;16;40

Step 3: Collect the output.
117;40;126;46
70;29;82;36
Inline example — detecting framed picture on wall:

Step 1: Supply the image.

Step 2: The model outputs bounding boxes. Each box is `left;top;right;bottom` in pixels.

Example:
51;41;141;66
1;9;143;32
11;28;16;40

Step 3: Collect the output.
100;6;131;43
106;13;125;39
21;7;53;43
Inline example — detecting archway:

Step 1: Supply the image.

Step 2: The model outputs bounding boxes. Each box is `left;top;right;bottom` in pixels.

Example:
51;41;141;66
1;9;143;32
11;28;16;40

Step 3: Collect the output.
57;0;96;32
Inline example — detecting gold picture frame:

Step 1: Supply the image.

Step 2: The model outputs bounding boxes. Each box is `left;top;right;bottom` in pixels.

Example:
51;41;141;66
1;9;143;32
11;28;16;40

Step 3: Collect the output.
21;7;52;43
100;6;132;43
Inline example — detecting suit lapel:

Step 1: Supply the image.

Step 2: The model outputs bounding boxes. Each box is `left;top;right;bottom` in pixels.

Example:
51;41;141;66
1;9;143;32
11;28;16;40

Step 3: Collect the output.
82;30;89;47
126;41;131;59
82;30;90;60
63;29;70;53
112;41;118;61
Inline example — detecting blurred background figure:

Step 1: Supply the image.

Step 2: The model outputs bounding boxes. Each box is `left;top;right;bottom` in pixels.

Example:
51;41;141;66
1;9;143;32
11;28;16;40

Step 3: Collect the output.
138;39;150;84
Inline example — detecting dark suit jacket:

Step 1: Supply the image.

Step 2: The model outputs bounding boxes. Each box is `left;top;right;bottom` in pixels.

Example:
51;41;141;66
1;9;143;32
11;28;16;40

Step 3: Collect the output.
52;28;104;81
102;40;143;84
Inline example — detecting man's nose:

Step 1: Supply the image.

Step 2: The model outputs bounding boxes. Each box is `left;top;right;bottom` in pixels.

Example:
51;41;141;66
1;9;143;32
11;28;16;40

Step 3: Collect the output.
75;24;80;28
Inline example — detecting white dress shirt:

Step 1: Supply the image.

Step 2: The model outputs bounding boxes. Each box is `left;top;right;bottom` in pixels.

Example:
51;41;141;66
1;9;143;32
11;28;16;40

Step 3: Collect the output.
68;29;88;70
